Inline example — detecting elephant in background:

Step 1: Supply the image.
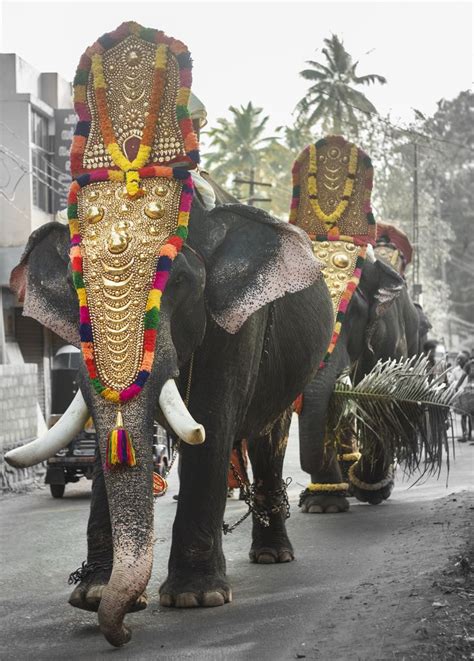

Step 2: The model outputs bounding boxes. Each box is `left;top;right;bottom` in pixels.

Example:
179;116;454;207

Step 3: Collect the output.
375;220;432;353
8;197;333;647
298;253;422;513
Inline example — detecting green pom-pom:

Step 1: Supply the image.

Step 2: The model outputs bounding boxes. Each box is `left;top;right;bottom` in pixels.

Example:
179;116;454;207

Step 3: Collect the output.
176;226;189;240
91;378;105;394
140;28;156;43
73;69;89;86
176;105;190;120
144;307;160;329
72;272;85;290
68;203;78;219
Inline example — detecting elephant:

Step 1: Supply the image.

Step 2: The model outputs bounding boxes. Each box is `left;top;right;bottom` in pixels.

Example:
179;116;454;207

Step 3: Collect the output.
7;195;333;647
374;221;432;352
287;137;424;514
298;252;423;513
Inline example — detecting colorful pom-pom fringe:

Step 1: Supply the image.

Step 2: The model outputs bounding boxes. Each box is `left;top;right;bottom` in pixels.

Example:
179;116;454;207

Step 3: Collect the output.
105;410;136;469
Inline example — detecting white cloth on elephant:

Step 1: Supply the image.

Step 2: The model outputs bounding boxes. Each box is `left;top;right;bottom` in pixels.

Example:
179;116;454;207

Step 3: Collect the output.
191;170;216;209
366;243;376;262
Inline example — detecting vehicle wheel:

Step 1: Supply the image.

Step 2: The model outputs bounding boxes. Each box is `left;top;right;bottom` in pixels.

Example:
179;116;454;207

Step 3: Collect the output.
50;484;65;498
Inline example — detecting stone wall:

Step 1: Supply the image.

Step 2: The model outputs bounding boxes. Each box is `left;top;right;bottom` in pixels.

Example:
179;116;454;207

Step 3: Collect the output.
0;363;44;491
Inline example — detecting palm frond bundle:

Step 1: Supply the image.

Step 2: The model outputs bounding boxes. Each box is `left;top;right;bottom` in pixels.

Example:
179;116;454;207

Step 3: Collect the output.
329;356;456;476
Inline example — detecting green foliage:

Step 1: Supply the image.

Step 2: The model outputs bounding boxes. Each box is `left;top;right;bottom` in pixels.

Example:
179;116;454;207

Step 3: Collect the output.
296;34;386;134
203;102;293;217
330;356;455;476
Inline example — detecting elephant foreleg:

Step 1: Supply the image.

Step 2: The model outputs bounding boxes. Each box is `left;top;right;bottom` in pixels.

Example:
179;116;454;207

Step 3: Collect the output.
159;424;233;609
247;408;294;564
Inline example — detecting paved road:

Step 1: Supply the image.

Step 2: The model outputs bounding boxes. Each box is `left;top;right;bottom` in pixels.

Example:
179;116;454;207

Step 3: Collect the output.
1;417;472;660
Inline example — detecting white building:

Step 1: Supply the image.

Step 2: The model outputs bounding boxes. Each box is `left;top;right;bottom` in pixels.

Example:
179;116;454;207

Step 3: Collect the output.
0;53;75;489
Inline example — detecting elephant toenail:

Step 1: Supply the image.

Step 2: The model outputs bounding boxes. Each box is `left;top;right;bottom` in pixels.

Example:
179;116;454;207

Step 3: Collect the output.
202;591;225;607
175;592;200;608
257;552;277;564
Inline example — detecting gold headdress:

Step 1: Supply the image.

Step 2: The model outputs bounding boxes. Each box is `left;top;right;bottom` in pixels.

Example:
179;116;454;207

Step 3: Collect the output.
68;22;199;467
290;136;376;365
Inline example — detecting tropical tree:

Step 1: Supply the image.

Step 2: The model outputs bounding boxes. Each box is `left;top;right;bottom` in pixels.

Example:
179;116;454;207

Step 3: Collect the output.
296;34;387;135
204;102;273;188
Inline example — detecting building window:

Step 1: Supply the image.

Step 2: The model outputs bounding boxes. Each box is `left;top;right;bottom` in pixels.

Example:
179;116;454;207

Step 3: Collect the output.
31;110;52;213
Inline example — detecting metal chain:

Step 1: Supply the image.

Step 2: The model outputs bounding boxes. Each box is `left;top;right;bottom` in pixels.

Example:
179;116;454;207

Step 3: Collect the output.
68;559;113;585
162;355;292;535
223;463;292;535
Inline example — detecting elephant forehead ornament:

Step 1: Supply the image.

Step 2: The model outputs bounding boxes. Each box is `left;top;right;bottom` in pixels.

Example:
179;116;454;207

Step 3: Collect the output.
68;22;199;467
290;136;376;365
375;221;413;275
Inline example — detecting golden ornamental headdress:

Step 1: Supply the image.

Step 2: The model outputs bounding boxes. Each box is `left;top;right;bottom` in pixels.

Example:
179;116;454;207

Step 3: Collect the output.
67;22;200;468
375;221;413;275
289;136;376;366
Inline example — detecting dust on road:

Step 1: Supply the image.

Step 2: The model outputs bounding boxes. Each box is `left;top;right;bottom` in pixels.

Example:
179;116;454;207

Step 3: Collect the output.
0;419;473;661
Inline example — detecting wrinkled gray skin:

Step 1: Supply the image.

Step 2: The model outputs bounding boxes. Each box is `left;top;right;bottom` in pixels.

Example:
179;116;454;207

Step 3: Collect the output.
298;258;422;513
11;197;332;647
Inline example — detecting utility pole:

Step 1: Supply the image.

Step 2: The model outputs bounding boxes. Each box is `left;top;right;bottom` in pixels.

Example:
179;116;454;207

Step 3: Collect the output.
412;142;422;304
234;167;272;206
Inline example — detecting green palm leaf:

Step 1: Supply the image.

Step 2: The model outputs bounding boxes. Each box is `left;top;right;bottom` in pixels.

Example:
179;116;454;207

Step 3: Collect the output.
329;356;456;476
296;34;387;133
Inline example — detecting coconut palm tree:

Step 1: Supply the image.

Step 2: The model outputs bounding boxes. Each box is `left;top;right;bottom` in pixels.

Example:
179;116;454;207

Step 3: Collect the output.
297;34;387;134
204;102;274;185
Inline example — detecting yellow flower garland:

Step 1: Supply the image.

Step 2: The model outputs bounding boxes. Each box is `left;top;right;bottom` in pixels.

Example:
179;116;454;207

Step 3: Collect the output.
307;143;358;228
91;44;168;195
306;482;349;492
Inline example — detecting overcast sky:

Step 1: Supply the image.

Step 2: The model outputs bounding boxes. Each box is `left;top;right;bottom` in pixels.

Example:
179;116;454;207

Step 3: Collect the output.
1;0;472;139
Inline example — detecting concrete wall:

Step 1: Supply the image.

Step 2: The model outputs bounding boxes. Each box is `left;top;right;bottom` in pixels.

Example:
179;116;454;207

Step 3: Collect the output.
0;363;44;491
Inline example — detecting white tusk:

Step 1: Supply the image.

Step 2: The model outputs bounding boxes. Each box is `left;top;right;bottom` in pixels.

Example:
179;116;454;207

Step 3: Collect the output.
159;379;205;446
5;390;89;468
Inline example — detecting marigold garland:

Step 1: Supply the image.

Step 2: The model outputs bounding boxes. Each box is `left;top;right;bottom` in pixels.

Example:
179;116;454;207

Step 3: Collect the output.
305;482;349;493
307;143;358;228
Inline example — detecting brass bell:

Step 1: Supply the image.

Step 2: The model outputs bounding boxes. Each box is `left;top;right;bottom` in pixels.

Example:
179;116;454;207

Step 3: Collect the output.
86;206;104;224
144;201;164;219
108;227;129;254
126;50;140;65
153;184;168;197
115;186;129;201
332;253;350;269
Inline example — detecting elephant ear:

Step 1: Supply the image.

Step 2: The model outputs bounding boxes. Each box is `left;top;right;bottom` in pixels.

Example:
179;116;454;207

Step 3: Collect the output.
10;222;79;346
202;204;323;334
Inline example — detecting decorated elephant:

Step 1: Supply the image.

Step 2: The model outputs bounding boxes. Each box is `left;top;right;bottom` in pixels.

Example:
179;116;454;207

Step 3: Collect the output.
5;23;333;648
289;137;422;514
375;221;432;352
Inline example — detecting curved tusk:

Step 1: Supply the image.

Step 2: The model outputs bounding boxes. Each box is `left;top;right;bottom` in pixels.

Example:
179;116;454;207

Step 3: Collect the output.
159;379;205;446
5;390;89;468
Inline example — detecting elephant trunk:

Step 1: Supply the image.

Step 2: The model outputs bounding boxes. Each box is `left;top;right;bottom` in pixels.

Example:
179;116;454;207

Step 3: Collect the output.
299;343;347;476
99;547;153;647
89;394;155;648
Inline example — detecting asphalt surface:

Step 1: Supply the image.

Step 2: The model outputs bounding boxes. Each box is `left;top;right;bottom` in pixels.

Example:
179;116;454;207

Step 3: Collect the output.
1;417;472;660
